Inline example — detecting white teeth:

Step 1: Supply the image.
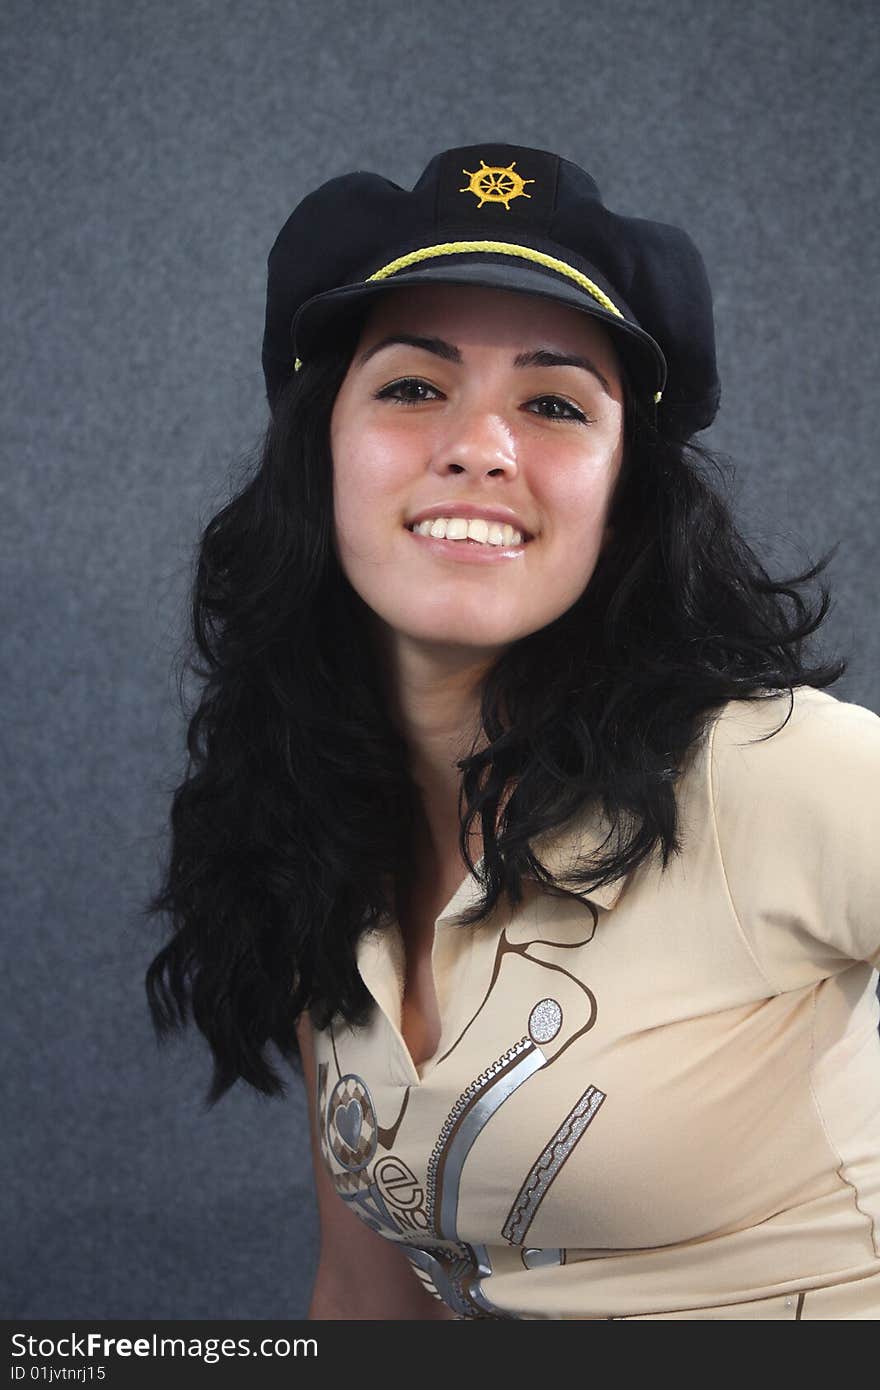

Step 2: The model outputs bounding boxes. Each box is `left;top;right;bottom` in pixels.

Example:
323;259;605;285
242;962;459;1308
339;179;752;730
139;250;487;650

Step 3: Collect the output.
411;517;525;546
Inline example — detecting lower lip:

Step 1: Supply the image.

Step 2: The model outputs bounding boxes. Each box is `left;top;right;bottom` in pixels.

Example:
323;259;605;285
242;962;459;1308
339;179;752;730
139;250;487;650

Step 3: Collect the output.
405;527;529;564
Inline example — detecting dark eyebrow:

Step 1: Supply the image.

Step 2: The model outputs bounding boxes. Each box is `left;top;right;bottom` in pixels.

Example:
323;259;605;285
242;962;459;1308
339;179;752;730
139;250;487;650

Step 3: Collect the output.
357;334;461;367
512;347;611;396
356;334;611;395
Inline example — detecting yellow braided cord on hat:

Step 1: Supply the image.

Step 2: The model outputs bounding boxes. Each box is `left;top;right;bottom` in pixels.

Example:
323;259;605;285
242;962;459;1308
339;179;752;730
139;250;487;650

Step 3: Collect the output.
294;240;663;402
368;240;624;317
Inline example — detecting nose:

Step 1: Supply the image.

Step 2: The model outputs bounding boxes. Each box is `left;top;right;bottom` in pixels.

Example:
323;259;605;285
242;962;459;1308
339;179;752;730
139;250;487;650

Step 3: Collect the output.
431;398;518;479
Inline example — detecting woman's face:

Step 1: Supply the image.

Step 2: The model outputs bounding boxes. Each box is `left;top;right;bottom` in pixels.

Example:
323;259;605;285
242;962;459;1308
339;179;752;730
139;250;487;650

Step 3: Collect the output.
329;283;625;661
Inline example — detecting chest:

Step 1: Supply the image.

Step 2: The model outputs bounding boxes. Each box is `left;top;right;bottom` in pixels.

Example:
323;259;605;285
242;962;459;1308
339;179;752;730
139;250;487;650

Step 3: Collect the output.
319;900;827;1255
396;869;465;1070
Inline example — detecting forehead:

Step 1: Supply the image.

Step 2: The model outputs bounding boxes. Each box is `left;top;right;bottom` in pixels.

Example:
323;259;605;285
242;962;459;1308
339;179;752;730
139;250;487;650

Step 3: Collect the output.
355;283;621;372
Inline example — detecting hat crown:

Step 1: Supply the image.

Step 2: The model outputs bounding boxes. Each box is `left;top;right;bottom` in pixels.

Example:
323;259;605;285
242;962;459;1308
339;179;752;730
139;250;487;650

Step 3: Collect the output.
411;143;604;236
262;142;720;437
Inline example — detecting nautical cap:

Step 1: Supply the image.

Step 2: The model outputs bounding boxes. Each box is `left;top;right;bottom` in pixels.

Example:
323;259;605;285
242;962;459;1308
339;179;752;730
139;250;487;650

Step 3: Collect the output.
262;142;720;438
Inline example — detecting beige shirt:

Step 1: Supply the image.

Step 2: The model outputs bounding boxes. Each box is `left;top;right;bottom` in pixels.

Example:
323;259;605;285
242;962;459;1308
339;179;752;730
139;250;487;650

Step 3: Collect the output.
311;687;880;1318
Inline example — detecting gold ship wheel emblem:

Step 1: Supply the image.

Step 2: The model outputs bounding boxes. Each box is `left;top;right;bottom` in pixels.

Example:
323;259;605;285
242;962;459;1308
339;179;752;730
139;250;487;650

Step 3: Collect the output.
460;160;535;210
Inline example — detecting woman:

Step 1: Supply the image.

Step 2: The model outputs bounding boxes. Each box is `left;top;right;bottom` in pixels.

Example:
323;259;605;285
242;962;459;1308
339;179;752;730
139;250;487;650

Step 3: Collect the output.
146;144;880;1319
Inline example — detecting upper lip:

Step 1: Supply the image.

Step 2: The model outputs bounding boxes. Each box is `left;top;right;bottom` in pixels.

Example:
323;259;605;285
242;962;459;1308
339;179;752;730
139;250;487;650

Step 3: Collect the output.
405;503;535;540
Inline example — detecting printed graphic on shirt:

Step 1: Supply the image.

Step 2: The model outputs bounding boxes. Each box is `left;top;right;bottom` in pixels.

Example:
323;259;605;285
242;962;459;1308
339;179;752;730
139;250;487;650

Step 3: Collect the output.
425;1035;545;1238
502;1084;607;1245
316;908;610;1318
319;1045;607;1318
424;905;600;1074
325;1073;378;1171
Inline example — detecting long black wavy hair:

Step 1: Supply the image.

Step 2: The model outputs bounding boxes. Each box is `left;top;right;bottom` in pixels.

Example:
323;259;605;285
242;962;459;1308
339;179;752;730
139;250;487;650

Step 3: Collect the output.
144;312;846;1107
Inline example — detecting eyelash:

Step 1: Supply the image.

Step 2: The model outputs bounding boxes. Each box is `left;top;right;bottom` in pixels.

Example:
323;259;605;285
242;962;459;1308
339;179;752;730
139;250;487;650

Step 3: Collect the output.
374;377;595;424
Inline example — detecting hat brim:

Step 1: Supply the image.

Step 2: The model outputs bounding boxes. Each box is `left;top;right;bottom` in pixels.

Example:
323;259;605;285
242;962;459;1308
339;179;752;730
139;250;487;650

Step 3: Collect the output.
291;258;667;396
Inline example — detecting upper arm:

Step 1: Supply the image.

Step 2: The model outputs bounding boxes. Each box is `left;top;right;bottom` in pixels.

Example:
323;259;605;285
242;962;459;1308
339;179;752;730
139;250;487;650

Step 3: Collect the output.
295;1012;456;1319
710;689;880;985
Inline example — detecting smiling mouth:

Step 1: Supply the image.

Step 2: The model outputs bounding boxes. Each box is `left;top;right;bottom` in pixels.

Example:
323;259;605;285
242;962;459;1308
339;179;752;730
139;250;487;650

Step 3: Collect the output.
405;519;532;548
402;525;532;565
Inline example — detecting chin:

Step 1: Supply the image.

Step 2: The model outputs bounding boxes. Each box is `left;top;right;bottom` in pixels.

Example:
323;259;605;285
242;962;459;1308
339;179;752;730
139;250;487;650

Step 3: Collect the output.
395;611;548;651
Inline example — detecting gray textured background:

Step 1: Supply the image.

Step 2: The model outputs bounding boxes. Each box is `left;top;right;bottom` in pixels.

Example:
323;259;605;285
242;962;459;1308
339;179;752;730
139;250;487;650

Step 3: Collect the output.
2;0;877;1320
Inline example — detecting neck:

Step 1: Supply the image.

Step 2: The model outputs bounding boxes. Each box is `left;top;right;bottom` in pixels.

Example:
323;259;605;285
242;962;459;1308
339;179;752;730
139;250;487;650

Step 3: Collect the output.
375;624;498;868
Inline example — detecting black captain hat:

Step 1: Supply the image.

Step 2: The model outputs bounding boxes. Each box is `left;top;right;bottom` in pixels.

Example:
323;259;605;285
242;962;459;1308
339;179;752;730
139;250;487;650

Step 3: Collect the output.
261;142;721;439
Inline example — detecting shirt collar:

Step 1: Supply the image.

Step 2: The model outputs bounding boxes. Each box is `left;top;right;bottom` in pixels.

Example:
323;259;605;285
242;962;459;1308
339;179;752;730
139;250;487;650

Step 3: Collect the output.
360;804;630;1012
434;802;631;921
368;802;632;937
524;801;631;911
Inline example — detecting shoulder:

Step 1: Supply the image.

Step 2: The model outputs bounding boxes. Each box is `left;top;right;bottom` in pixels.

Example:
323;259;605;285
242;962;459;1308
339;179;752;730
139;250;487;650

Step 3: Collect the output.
703;685;880;976
707;684;880;811
709;682;880;751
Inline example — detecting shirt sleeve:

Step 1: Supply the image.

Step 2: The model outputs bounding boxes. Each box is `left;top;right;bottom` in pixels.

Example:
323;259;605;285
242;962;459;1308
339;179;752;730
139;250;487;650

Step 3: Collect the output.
709;686;880;989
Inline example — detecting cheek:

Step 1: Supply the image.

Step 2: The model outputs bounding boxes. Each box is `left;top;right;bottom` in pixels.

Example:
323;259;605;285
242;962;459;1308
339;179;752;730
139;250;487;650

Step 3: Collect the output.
533;444;622;543
331;414;419;548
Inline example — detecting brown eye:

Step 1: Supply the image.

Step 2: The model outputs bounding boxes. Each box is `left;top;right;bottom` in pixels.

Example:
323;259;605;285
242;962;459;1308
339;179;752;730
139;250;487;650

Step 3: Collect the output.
526;395;592;424
374;378;442;405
